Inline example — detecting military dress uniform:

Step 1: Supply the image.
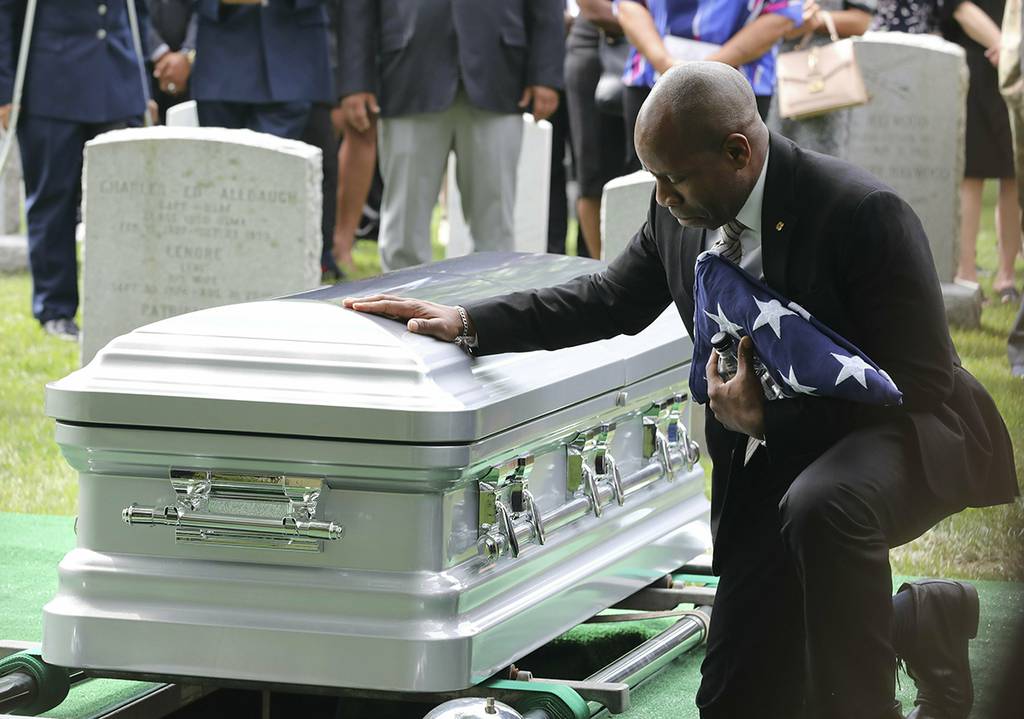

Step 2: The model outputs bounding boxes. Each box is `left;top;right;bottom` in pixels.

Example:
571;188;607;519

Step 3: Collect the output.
191;0;333;140
0;0;149;336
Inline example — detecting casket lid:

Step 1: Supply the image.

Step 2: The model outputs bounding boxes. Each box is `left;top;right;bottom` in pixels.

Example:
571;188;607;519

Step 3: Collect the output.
47;253;691;443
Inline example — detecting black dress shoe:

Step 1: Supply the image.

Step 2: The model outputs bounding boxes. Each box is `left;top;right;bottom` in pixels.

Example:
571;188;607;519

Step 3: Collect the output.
896;579;979;719
42;317;79;341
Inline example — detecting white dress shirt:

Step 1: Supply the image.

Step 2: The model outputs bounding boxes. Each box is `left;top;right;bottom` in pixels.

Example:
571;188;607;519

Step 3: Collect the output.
703;145;770;280
702;148;771;464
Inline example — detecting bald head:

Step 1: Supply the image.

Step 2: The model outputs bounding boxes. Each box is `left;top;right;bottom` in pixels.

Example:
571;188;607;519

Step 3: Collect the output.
634;62;769;230
637;62;765;154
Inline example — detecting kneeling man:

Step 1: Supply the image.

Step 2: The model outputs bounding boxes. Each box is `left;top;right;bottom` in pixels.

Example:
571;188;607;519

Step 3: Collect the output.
346;63;1017;719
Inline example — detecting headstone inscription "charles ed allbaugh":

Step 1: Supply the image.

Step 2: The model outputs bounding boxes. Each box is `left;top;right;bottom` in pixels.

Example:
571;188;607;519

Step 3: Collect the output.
80;127;322;364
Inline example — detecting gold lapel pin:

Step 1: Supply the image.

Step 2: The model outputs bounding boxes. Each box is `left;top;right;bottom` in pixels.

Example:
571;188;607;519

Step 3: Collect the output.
775;221;785;231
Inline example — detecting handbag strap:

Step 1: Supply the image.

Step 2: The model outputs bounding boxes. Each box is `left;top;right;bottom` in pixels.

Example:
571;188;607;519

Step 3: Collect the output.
796;10;841;50
821;11;840;43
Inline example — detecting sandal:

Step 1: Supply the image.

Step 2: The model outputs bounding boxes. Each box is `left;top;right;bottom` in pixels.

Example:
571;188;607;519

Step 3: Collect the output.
996;286;1021;305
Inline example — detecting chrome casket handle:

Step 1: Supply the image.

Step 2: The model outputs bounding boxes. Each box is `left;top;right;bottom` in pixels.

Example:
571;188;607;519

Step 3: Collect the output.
122;505;344;541
121;470;343;552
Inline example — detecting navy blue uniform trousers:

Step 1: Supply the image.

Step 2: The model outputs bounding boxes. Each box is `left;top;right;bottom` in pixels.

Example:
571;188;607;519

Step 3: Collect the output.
17;114;135;324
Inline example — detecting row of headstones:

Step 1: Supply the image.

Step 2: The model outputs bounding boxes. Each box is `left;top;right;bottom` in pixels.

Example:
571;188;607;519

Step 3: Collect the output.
1;31;977;366
601;32;980;326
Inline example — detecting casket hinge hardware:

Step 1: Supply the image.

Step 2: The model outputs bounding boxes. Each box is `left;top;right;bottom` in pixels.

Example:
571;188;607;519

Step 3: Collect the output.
642;393;700;479
477;455;543;560
568;424;625;516
593;423;625;507
121;469;344;553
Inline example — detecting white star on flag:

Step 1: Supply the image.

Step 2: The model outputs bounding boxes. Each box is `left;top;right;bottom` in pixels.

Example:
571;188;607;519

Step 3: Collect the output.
704;303;743;338
752;297;797;339
787;300;812;321
781;366;818;395
832;353;874;389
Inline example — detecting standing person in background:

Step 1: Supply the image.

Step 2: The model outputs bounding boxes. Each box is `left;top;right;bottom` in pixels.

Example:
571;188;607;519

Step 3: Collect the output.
546;5;573;256
335;47;380;272
566;0;628;258
874;2;1019;303
0;0;150;341
340;0;565;272
952;1;1019;303
768;0;875;156
546;90;572;255
191;0;332;140
876;0;1019;301
303;0;342;282
146;0;194;122
1000;0;1024;376
616;0;804;171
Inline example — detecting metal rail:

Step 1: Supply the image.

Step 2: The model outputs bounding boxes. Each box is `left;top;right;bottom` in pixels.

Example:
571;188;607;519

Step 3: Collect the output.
587;607;711;689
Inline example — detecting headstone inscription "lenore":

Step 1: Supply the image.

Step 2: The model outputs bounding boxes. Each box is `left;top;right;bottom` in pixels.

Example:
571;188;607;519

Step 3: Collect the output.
80;127;322;364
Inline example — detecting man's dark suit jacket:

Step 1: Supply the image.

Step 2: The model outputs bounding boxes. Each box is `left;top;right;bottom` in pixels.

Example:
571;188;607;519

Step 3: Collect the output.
146;0;195;52
339;0;564;118
191;0;333;104
464;134;1017;553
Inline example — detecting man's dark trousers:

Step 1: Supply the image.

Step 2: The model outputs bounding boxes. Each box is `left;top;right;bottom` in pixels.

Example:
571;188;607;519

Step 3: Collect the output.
695;421;955;719
17;114;133;324
196;101;312;141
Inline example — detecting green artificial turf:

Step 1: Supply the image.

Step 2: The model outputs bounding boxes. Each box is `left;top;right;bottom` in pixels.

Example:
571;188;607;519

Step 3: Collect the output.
1;512;1021;718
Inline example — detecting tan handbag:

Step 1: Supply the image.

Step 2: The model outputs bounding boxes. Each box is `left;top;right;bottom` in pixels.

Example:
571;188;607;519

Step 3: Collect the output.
776;12;868;120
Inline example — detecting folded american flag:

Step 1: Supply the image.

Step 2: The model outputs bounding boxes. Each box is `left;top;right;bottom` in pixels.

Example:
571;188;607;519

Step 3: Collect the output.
688;252;902;406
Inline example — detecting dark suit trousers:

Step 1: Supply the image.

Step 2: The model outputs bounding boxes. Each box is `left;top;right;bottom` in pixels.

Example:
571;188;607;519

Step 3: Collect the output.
198;101;312;140
300;103;340;274
18;114;134;323
696;421;954;719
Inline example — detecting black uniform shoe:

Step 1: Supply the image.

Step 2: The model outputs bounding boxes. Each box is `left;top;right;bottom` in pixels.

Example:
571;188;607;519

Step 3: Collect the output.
896;579;979;719
42;318;80;341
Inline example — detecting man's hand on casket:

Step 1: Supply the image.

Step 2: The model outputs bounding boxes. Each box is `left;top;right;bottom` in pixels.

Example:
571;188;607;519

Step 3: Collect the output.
343;295;472;342
706;336;766;440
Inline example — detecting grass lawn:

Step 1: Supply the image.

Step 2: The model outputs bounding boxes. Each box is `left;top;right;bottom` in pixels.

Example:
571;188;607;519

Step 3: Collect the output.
0;186;1021;579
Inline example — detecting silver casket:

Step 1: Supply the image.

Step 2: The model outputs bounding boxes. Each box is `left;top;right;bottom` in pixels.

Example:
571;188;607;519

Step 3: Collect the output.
42;253;711;693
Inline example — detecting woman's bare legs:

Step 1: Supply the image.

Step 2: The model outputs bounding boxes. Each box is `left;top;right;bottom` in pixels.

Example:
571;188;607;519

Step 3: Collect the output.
994;177;1022;296
334;122;378;269
956;177;985;284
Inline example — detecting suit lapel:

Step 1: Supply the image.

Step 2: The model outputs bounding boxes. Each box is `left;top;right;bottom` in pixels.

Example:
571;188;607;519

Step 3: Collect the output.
761;134;799;296
680;226;704;302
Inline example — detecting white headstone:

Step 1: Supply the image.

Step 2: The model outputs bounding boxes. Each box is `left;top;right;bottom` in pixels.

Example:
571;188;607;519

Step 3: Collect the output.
80;126;322;364
165;100;200;128
600;170;655;262
0;141;23;234
769;32;967;282
445;115;551;257
0;233;27;272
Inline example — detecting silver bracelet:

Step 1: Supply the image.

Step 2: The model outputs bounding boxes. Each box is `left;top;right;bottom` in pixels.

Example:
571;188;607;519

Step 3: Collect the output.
455;305;470;339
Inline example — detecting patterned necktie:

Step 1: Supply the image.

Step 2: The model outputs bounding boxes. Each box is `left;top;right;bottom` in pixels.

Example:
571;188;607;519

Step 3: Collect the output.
712;219;746;264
